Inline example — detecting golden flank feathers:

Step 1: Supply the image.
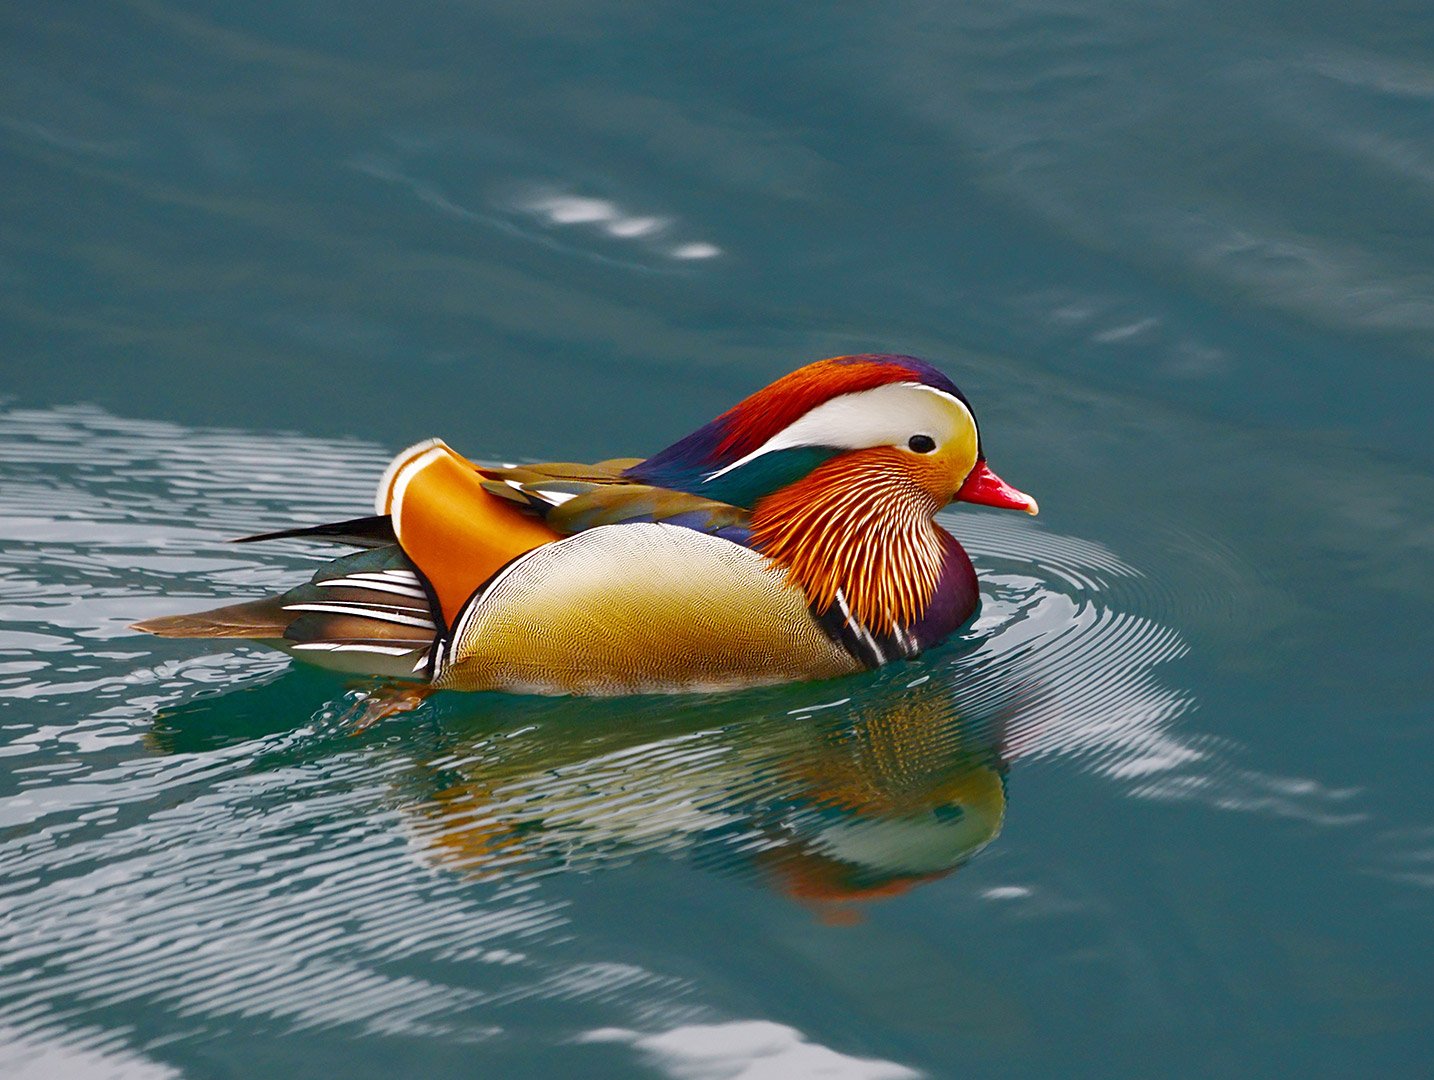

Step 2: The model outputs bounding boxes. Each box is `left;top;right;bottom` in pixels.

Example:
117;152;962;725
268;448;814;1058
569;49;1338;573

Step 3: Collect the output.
750;447;947;635
440;523;859;695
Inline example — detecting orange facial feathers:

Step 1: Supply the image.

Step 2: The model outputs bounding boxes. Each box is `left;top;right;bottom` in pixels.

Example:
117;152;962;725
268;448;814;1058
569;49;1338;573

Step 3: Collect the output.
750;447;947;634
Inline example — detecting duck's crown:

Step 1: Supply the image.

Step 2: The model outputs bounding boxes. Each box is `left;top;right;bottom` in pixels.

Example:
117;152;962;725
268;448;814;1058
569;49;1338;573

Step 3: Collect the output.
626;354;979;506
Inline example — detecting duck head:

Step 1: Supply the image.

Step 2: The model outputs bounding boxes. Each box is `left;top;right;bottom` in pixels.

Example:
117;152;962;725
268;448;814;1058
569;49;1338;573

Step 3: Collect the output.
628;354;1036;515
627;354;1037;634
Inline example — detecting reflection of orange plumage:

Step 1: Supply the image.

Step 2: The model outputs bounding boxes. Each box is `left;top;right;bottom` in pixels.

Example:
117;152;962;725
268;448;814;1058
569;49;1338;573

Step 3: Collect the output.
761;852;954;924
412;782;526;876
758;686;1005;919
781;694;992;816
396;675;1006;921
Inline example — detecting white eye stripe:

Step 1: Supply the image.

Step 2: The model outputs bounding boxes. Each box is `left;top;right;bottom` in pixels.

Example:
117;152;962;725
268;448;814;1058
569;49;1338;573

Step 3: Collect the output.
375;438;446;516
704;383;975;482
384;443;450;536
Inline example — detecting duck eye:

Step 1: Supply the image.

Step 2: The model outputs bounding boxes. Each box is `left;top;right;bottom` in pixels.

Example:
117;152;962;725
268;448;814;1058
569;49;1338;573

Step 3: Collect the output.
907;434;937;454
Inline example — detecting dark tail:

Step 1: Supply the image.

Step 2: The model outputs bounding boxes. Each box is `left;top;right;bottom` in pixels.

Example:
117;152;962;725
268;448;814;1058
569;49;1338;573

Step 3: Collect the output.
233;514;397;548
130;545;438;678
131;597;291;639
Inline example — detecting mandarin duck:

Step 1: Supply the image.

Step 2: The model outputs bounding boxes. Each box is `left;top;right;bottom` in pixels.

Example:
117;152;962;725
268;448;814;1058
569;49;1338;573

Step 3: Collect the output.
133;355;1037;695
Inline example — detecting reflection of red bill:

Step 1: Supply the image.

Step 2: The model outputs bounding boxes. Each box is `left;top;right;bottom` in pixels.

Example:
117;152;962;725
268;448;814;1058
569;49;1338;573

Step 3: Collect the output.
955;460;1039;515
763;847;956;925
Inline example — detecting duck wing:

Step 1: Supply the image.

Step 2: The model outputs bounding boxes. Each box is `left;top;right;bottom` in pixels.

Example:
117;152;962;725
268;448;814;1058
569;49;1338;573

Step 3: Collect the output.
372;440;564;628
133;441;563;667
476;461;750;542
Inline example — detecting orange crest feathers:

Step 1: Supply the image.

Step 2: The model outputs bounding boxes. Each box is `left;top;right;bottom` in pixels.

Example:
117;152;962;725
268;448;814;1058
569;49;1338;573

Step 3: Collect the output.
712;357;928;461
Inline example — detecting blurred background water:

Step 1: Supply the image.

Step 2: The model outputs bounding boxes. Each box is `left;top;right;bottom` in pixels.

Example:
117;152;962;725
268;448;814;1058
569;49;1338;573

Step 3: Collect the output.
2;2;1432;1078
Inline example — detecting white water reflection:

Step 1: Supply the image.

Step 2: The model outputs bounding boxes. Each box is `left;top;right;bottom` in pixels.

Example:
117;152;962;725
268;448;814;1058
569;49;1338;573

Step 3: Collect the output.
0;402;1367;834
516;188;722;261
581;1020;921;1080
0;1023;180;1080
347;151;723;270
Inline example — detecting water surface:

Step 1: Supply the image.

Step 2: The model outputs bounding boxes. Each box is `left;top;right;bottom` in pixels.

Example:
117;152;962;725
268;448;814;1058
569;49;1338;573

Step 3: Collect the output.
2;2;1431;1077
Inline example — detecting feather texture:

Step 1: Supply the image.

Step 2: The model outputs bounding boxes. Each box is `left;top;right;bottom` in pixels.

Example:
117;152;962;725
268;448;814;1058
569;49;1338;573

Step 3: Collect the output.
132;354;1027;693
627;355;975;495
750;447;948;635
133;546;438;678
132;597;292;639
441;523;860;694
376;440;561;626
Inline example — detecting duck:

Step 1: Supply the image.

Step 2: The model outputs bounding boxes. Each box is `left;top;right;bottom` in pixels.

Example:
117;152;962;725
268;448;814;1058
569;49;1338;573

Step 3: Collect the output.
132;354;1037;695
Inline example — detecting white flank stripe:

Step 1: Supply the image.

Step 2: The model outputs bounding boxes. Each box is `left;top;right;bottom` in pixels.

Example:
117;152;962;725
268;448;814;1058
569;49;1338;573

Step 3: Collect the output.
835;588;885;665
291;642;418;656
315;578;428;599
282;602;435;629
891;620;915;656
535;489;578;506
860;617;887;663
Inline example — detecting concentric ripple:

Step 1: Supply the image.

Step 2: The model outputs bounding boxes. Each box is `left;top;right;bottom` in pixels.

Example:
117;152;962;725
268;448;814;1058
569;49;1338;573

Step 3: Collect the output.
0;403;1348;1070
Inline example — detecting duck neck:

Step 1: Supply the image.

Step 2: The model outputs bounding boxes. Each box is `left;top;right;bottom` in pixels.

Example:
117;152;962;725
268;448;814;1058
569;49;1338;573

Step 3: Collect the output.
750;449;949;637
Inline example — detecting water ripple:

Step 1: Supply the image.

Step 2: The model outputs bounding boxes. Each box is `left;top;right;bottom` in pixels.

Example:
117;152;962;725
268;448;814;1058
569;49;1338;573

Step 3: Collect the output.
0;402;1384;1061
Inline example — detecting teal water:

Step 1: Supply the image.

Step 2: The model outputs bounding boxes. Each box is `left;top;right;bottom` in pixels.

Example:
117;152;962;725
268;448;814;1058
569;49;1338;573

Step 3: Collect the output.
2;3;1431;1078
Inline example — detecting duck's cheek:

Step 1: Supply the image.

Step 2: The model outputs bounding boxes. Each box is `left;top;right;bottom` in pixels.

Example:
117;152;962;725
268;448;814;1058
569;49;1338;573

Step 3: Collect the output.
908;452;969;505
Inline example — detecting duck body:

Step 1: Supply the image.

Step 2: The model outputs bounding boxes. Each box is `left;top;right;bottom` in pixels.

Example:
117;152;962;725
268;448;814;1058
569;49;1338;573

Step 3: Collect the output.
134;355;1036;695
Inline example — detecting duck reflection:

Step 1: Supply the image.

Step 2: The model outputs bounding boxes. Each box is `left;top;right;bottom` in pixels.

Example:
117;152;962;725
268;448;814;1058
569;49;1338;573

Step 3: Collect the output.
399;662;1009;915
145;646;1014;914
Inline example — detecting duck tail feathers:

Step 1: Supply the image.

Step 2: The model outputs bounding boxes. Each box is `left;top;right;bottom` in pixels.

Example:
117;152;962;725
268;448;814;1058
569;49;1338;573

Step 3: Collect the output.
131;545;440;679
131;597;292;639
